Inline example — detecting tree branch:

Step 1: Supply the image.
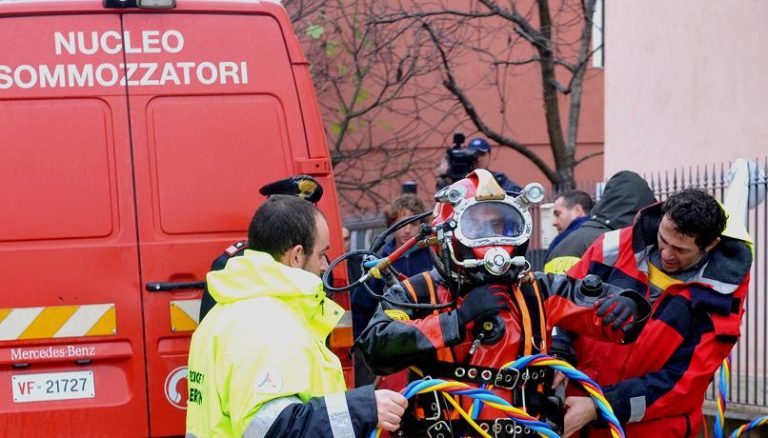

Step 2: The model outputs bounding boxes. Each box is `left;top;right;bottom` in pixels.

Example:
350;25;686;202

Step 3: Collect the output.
421;20;559;184
574;150;604;166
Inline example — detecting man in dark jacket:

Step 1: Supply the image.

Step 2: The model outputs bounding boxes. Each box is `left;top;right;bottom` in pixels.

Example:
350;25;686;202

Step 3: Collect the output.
546;171;656;368
544;171;656;274
545;190;594;262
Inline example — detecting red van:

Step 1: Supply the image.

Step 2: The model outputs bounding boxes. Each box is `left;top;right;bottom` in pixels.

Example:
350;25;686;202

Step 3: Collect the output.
0;0;350;435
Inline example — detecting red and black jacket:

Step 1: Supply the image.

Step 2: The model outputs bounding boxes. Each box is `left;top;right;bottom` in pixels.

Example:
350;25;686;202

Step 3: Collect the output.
567;203;752;437
356;269;649;435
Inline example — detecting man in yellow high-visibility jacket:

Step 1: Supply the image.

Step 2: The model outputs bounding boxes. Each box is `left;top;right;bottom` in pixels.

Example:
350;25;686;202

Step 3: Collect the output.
186;195;407;437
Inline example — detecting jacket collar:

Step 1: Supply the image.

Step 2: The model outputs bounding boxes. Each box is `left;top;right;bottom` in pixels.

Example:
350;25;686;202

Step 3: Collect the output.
207;250;344;338
631;203;752;296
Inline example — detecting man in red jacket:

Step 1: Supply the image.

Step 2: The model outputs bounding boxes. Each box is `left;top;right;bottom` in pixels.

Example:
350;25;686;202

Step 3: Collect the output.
562;189;752;437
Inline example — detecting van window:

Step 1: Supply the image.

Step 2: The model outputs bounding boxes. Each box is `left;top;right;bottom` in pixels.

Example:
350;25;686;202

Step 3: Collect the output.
146;95;291;234
0;99;115;241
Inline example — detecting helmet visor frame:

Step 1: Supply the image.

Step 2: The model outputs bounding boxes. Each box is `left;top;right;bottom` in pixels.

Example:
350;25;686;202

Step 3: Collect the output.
452;198;532;248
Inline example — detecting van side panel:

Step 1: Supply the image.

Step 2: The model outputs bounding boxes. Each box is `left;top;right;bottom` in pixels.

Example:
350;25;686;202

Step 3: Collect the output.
0;100;115;241
146;95;293;234
121;12;314;435
0;14;149;436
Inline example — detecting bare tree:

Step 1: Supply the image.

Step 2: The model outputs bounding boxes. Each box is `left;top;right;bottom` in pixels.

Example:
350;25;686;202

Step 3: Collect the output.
288;0;460;214
283;0;328;23
375;0;602;189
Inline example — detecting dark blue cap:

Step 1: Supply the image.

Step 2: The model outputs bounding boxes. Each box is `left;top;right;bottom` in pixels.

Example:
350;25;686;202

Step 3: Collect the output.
259;175;324;204
467;137;491;153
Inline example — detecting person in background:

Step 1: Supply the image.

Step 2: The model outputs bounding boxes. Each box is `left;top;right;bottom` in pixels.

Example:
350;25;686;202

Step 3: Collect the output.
545;190;594;262
561;189;752;437
544;171;656;274
467;137;522;194
351;193;433;386
186;195;407;437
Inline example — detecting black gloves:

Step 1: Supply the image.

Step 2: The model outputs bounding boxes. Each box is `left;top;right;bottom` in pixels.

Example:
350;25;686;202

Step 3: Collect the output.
457;284;509;326
596;294;638;331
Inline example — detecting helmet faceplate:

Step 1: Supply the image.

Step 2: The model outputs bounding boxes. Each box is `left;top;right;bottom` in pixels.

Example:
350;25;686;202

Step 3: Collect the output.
454;199;530;248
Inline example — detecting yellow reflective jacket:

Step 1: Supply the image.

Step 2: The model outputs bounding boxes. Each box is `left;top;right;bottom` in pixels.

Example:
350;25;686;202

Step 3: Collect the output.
186;250;353;437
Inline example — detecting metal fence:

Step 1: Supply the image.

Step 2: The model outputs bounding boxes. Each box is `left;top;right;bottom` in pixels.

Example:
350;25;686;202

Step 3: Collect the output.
345;157;768;412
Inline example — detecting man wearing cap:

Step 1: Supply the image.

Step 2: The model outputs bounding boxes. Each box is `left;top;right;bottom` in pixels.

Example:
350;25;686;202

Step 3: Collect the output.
198;175;325;322
467;137;522;194
186;195;407;437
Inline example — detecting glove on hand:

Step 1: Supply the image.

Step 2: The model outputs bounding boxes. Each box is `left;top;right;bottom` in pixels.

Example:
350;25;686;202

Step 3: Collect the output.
457;284;509;326
596;294;638;332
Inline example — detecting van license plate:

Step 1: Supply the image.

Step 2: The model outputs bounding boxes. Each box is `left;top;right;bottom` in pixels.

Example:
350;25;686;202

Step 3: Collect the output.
12;371;95;403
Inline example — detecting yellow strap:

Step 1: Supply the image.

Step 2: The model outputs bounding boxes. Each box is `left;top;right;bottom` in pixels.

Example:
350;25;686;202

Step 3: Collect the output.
648;261;683;291
402;278;418;303
530;280;548;353
424;272;437;310
421;272;453;363
512;286;533;356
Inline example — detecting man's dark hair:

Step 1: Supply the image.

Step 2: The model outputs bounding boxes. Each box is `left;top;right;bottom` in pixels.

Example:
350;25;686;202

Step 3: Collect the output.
248;195;321;259
557;190;594;214
661;188;726;248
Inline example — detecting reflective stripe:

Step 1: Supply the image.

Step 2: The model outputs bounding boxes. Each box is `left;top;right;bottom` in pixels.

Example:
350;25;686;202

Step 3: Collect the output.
0;304;116;341
691;261;739;295
334;310;353;329
697;277;738;295
635;245;651;273
543;256;582;274
602;230;621;267
0;307;43;340
628;395;646;422
243;395;301;438
170;299;202;332
55;304;114;338
325;392;355;438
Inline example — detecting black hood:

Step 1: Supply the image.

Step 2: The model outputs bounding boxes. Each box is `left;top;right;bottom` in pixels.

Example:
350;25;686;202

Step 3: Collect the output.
589;170;657;230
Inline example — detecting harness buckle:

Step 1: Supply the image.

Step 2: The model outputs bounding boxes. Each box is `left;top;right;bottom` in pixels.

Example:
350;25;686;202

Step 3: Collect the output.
426;420;451;438
492;418;518;438
494;367;520;389
421;380;442;421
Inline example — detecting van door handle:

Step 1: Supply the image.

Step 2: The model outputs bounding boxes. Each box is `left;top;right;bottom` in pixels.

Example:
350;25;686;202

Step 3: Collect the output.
146;281;206;292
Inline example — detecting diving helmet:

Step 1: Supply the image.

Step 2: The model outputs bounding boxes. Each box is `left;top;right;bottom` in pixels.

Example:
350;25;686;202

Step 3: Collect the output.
430;169;544;286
